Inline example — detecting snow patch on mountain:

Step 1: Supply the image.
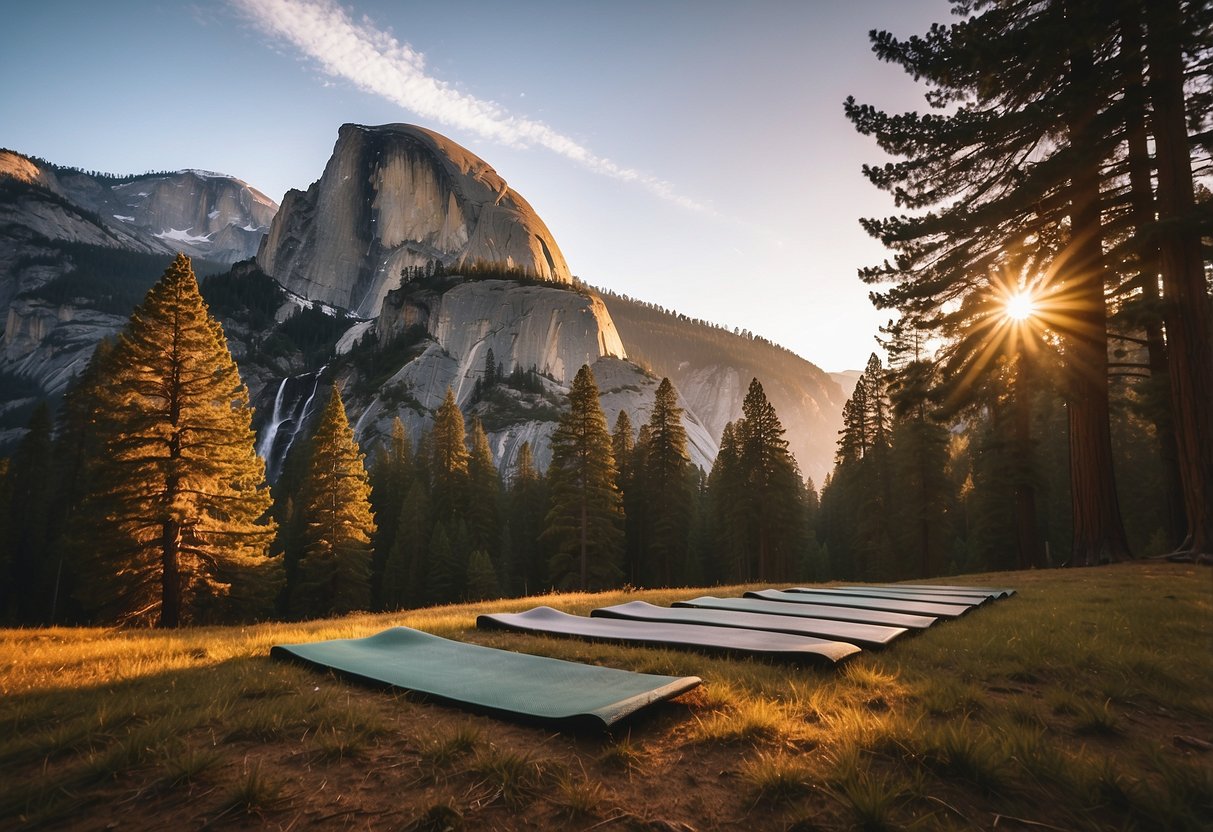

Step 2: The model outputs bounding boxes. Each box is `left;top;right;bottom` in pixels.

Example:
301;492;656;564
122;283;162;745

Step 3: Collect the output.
155;228;212;245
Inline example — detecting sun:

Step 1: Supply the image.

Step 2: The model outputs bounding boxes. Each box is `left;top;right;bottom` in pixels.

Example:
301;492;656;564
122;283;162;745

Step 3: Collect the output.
1004;290;1037;322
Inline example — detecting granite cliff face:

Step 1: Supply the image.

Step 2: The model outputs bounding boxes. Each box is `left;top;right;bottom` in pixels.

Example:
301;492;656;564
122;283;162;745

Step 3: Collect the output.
0;150;277;443
336;279;716;475
257;124;572;318
251;276;717;480
0;150;275;263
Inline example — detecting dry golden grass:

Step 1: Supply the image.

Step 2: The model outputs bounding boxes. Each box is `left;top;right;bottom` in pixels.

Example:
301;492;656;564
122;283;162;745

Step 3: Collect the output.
1;562;1210;830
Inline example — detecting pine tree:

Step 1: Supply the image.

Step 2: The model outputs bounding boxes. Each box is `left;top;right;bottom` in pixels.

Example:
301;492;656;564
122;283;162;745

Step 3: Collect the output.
426;523;455;603
889;416;954;579
74;254;276;627
641;378;694;586
611;410;641;583
544;365;624;590
483;347;498;389
466;418;502;557
3;404;55;624
885;332;960;578
465;549;500;601
51;339;119;624
507;441;548;595
382;478;429;608
292;385;376;617
706;421;746;582
735;378;802;580
369;417;413;606
799;477;827;580
430;387;468;522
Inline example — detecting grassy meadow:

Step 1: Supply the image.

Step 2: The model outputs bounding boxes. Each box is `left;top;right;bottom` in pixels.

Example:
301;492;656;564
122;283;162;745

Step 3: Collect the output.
1;561;1210;831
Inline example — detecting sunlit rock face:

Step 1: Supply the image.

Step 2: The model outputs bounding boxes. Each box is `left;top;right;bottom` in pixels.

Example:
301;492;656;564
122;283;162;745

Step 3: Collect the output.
257;123;572;318
376;279;625;392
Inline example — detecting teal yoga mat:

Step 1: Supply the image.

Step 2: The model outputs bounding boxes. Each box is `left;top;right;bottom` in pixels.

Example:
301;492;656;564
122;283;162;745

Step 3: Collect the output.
271;626;701;729
478;606;861;663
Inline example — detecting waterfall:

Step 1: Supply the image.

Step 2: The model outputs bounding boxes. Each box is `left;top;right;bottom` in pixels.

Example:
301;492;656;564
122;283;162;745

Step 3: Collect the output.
256;377;289;462
255;367;327;482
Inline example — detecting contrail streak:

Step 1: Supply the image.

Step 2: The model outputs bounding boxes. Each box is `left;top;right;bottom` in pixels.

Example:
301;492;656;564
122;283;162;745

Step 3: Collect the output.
233;0;705;212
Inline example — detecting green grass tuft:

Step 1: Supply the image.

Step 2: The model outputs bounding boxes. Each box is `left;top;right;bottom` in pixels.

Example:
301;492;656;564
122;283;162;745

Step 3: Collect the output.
739;750;814;805
690;697;788;745
471;747;553;808
221;759;287;815
549;768;610;820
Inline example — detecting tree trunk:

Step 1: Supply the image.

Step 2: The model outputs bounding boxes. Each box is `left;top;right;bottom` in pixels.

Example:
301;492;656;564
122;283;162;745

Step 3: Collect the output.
1013;370;1043;569
1064;8;1132;565
579;499;588;591
1146;0;1213;554
160;518;181;628
1121;3;1188;548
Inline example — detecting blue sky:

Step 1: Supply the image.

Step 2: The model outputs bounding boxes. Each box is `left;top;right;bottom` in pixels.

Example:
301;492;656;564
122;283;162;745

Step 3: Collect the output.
2;0;951;372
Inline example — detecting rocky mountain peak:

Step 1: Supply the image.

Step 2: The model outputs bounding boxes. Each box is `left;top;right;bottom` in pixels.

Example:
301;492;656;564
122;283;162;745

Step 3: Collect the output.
0;150;47;186
256;123;572;318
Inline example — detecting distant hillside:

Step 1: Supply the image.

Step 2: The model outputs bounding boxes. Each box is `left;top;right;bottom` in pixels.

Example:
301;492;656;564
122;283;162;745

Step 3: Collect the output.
598;290;846;485
830;369;863;399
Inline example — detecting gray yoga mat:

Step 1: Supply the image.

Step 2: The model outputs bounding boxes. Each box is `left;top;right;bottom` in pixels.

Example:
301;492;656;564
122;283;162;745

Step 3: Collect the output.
872;583;1016;599
785;586;986;607
592;600;908;648
271;626;701;729
747;588;971;618
675;595;938;629
477;606;860;663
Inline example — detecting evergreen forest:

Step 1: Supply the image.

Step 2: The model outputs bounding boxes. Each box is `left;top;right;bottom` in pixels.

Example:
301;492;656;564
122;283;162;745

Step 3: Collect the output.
0;0;1210;627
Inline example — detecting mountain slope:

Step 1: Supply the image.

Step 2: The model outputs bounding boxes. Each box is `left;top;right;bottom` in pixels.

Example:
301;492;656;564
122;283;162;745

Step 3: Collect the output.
600;291;846;484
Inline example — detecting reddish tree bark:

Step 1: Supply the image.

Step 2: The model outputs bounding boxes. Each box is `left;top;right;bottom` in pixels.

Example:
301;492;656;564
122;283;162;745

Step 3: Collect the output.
1146;0;1213;555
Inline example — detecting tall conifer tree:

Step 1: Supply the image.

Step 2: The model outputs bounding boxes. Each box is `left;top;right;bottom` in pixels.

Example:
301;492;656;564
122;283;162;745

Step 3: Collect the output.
611;410;642;583
383;478;430;608
369;417;413;605
707;422;745;582
292;385;375;617
3;405;54;623
75;254;276;627
544;365;624;590
735;378;801;580
641;378;694;586
430;387;468;522
466;417;502;557
507;441;548;595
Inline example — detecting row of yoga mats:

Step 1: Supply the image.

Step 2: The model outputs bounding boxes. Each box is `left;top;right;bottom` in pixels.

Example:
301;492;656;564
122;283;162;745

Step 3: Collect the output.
272;582;1015;729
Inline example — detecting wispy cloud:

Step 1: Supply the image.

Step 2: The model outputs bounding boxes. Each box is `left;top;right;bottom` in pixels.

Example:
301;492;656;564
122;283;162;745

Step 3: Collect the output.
232;0;705;211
